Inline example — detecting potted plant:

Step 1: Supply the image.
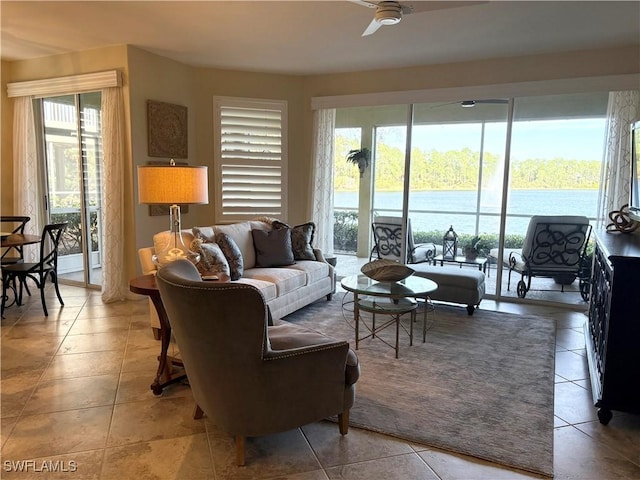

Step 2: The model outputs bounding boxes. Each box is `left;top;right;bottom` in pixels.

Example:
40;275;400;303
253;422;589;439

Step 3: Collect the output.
464;235;484;260
346;147;371;178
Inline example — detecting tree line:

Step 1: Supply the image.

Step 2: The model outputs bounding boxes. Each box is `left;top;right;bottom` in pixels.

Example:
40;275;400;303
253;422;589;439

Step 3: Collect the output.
334;137;601;191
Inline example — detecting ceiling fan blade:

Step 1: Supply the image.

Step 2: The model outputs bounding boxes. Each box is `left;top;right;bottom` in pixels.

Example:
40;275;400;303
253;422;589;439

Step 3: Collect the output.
362;18;383;36
349;0;377;8
402;1;488;15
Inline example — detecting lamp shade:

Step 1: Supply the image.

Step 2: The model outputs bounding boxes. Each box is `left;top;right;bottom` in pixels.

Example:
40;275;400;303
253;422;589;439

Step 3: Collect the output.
137;164;208;205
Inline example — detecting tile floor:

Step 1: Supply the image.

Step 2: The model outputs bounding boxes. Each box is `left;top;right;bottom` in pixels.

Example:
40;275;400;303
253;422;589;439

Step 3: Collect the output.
1;283;639;479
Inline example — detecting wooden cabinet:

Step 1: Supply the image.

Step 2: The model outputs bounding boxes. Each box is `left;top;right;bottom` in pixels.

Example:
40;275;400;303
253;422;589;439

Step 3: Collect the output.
584;230;640;424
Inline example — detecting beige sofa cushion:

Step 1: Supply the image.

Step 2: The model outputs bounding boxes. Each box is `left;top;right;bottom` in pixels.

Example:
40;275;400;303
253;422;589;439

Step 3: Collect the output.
243;267;307;296
288;260;330;285
234;278;278;303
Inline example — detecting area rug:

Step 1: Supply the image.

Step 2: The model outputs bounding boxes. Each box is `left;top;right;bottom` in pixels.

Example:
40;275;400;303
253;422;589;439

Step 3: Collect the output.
281;295;556;477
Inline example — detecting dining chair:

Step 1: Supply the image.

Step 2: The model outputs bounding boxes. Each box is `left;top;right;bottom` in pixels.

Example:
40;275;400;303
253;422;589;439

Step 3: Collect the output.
1;222;67;317
1;216;31;266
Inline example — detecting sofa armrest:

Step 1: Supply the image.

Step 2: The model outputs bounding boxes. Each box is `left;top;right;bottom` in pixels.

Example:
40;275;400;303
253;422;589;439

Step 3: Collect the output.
138;247;157;275
313;248;327;263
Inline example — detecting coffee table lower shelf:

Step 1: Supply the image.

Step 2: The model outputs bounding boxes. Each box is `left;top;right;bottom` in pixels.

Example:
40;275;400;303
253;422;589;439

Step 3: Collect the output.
356;297;418;359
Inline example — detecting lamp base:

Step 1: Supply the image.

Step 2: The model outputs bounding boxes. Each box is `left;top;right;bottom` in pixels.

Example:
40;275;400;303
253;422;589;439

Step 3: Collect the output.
152;204;200;268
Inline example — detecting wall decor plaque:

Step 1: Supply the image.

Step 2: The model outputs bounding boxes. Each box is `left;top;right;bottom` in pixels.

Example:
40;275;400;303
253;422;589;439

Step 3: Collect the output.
147;160;190;216
147;100;188;158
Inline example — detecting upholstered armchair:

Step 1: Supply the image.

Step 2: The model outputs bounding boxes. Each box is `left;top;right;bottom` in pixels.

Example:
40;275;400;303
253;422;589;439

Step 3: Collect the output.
156;260;359;466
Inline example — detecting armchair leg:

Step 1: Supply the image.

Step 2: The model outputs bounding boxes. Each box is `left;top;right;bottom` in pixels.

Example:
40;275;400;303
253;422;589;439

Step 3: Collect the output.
338;410;350;435
236;436;245;466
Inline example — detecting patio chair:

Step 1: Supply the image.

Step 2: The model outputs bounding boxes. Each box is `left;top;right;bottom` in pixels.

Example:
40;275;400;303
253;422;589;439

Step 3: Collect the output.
370;216;436;264
502;215;592;299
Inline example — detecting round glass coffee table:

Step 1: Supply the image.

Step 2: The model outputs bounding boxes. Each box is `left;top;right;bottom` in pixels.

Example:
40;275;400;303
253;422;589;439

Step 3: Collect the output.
341;274;438;358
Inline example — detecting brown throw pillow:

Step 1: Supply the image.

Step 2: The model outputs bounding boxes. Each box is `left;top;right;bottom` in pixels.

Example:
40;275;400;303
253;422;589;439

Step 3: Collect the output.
252;228;295;268
214;232;244;280
272;220;316;261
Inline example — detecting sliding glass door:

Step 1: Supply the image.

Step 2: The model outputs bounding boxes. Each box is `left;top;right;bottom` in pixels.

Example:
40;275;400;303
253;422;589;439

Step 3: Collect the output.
40;93;103;287
333;91;608;304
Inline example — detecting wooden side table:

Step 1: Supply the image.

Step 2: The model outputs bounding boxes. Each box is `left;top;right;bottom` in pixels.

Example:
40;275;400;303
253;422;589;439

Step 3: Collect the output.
129;274;186;395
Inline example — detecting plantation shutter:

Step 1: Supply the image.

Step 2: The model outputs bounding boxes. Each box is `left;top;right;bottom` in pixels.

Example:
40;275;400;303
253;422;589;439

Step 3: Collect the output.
214;97;288;223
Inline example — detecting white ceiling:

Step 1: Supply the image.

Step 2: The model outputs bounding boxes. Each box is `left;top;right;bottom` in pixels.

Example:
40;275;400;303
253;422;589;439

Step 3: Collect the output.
2;1;639;75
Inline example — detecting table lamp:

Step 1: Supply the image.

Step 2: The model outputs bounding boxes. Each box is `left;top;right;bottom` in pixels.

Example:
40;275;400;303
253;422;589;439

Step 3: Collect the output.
137;160;209;267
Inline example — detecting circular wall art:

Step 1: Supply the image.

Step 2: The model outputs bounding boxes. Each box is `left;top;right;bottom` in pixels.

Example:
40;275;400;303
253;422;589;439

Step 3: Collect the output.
147;100;188;158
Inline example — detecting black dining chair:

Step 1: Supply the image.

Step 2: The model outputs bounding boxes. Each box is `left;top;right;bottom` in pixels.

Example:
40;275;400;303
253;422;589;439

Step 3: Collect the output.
1;222;67;317
1;216;31;266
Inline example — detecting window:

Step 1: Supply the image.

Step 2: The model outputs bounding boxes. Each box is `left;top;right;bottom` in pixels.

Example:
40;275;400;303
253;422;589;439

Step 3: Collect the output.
213;97;287;223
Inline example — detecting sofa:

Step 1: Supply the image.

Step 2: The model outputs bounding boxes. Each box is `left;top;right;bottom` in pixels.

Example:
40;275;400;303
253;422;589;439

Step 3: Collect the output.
138;219;335;335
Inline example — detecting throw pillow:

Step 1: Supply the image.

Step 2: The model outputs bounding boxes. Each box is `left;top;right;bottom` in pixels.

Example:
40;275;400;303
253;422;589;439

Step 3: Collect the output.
272;220;316;261
215;232;244;280
192;226;216;243
191;239;230;277
252;228;296;268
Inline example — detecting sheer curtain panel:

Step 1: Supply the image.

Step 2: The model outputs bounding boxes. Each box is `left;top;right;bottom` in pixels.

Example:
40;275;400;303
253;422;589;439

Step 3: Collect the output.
311;109;336;255
597;90;640;227
100;87;130;302
13;96;43;262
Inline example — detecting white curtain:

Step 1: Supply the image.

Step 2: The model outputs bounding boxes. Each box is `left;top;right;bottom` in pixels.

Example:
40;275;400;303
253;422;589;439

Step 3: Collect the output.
13;96;43;262
100;87;130;302
597;90;640;227
311;109;336;255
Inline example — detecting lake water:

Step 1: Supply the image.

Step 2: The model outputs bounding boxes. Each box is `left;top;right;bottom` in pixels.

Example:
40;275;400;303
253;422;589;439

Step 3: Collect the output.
335;189;599;235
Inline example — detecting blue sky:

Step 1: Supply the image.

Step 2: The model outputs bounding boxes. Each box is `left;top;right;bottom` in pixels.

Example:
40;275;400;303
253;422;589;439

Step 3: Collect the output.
377;118;607;162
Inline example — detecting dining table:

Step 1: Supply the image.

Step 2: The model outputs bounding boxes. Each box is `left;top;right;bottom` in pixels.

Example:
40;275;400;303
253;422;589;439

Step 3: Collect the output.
1;233;42;249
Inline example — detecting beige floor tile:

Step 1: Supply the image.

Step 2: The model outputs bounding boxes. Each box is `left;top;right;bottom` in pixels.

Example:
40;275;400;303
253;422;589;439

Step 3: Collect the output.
208;428;322;480
67;316;132;335
17;306;82;324
115;370;191;404
554;350;589;382
1;336;63;380
101;433;214;479
121;344;163;374
2;406;112;459
417;448;539;479
574;414;640;467
1;417;18;448
554;381;599;425
0;450;103;479
1;371;42;418
58;331;128;355
77;302;147;320
129;314;154;333
125;328;159;349
107;396;205;447
324;452;439;480
302;421;413;468
2;318;75;339
42;351;124;380
555;327;586;351
553;425;640;480
23;374;119;415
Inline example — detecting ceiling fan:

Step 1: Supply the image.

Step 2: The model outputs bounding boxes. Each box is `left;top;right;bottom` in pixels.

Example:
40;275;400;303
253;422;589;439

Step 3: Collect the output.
351;0;487;37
